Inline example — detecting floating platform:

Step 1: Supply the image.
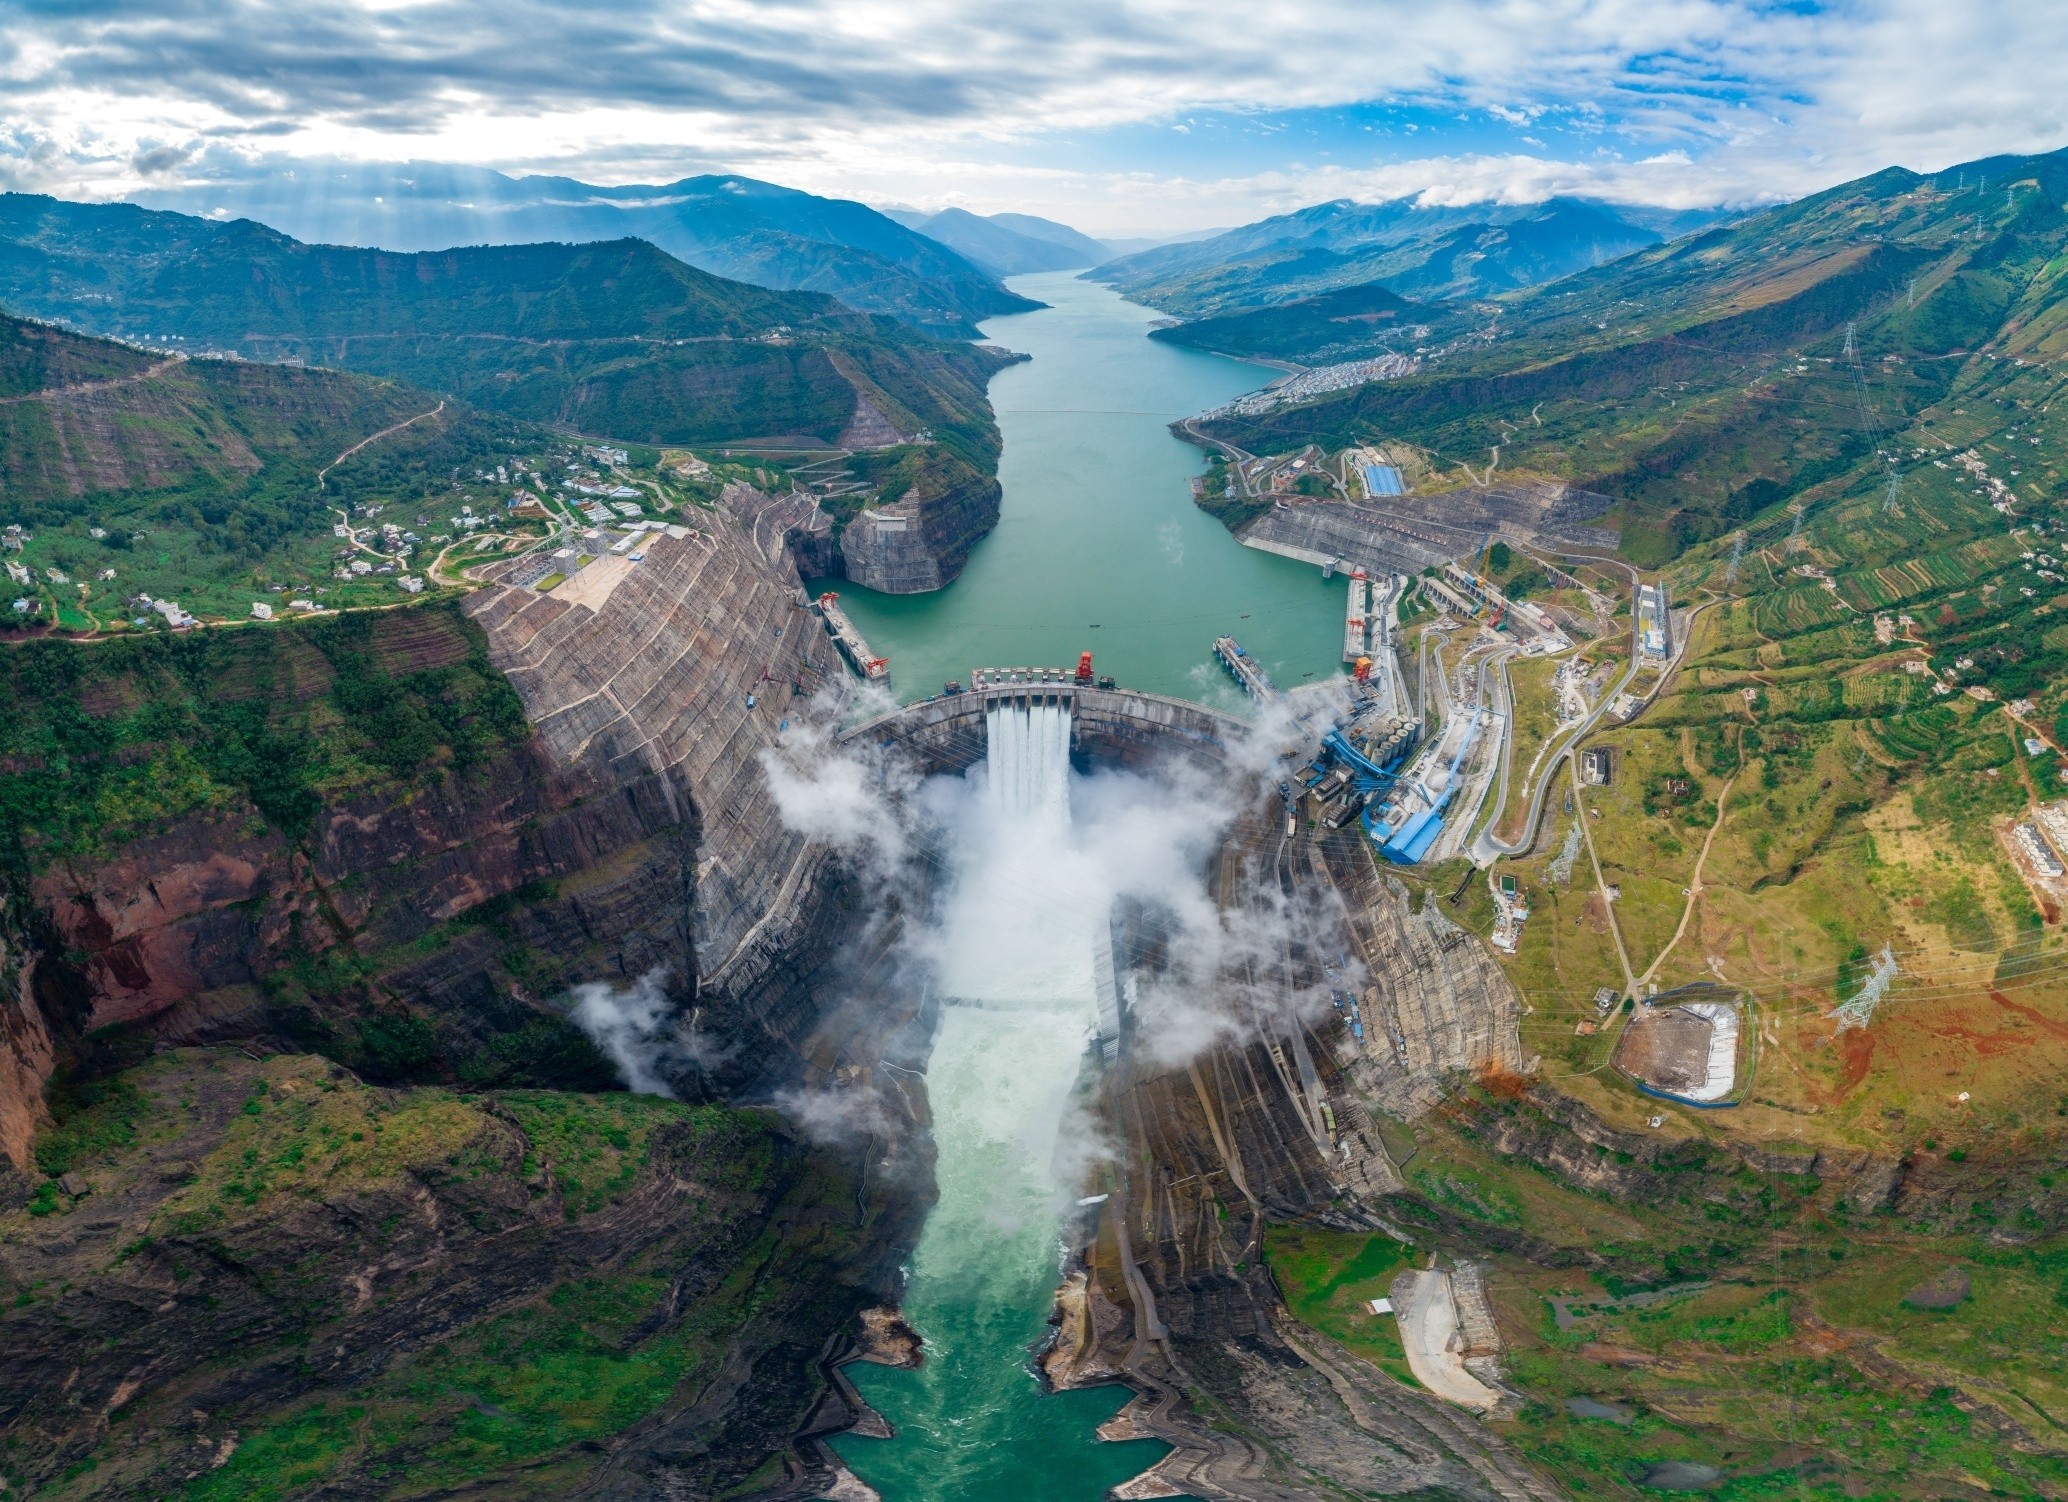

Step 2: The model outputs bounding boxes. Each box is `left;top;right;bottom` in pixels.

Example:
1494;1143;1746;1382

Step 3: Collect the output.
814;592;890;680
1344;570;1370;662
1212;635;1277;700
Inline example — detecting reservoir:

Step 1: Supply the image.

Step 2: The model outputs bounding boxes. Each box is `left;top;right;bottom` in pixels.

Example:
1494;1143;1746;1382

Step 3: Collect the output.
827;276;1335;1498
811;271;1346;704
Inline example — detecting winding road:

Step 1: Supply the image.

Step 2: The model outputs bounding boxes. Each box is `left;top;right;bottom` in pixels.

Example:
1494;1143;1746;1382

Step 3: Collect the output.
317;400;446;486
1468;552;1647;866
0;353;184;405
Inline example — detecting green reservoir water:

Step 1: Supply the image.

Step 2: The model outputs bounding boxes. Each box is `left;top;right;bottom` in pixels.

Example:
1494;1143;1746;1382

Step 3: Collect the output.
827;274;1336;1501
810;270;1346;704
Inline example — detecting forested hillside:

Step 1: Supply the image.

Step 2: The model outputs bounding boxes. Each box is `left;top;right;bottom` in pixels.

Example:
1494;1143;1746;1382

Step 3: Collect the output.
127;168;1037;336
0;200;1013;456
1206;149;2068;564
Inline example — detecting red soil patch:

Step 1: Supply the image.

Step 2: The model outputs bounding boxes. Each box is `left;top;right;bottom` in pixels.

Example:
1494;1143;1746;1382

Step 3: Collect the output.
1832;1027;1876;1101
1925;1023;2026;1058
1991;988;2068;1042
1478;1063;1530;1100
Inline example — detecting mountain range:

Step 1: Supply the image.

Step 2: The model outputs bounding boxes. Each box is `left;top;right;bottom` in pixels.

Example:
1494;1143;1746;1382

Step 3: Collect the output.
132;164;1038;338
0;194;1010;460
1096;196;1690;315
881;207;1113;277
1203;145;2068;564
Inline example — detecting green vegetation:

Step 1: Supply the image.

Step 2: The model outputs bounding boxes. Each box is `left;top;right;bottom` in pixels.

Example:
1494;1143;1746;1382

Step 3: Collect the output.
1205;149;2068;566
0;204;1015;559
0;600;528;865
1152;279;1442;362
2;1046;876;1502
1271;1088;2068;1500
0;311;559;627
1499;1251;2068;1500
0;241;1013;628
500;1090;743;1215
1263;1225;1418;1387
0;182;1037;340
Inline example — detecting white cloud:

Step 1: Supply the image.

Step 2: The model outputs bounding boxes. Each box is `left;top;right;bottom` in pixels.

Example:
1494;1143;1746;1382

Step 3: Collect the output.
0;0;2062;230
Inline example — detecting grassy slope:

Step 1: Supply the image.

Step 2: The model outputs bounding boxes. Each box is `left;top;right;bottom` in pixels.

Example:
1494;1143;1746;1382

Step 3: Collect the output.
1270;1085;2068;1501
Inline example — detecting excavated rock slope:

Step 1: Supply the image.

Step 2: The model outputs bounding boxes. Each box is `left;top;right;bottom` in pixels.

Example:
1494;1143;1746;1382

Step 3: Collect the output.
837;475;999;594
464;517;838;1006
1050;804;1560;1499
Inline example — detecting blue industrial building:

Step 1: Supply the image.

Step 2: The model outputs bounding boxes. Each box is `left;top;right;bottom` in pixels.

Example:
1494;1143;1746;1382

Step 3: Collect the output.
1360;463;1404;497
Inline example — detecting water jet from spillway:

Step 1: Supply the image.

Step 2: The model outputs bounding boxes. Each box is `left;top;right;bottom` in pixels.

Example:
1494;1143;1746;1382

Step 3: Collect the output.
833;699;1167;1500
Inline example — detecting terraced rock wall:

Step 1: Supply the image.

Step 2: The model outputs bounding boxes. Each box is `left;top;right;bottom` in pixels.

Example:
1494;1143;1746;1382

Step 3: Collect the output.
0;497;871;1164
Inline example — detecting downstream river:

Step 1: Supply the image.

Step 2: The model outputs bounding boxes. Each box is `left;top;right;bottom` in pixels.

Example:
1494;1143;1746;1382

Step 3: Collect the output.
826;276;1341;1499
811;271;1345;703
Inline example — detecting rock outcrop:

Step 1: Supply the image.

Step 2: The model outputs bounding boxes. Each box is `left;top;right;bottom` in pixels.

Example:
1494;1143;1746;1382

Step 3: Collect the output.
837;475;999;594
0;503;946;1496
0;1050;923;1497
1;501;860;1144
1318;844;1529;1119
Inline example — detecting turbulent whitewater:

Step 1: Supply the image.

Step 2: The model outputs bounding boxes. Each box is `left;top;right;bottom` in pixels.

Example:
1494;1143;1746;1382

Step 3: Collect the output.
835;700;1165;1499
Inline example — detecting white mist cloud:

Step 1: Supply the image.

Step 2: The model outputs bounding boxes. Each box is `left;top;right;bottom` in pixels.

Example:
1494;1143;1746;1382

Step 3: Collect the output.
771;1080;895;1147
564;967;732;1097
758;691;920;879
568;971;674;1096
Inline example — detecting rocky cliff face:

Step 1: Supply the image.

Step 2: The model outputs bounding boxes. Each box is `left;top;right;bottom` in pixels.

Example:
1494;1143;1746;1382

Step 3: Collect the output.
0;505;854;1145
0;504;946;1497
836;453;1001;594
0;1050;923;1498
464;518;838;1004
1035;802;1563;1499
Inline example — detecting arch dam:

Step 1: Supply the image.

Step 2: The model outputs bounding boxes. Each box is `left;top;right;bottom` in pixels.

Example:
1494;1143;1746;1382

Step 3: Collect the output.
837;672;1250;776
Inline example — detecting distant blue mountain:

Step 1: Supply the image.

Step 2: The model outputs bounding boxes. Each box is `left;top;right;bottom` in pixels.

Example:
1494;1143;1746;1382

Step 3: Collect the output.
1093;196;1702;314
886;207;1113;276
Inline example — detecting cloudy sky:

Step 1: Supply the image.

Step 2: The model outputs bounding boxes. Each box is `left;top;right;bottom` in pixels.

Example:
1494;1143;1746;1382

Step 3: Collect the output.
2;0;2064;235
